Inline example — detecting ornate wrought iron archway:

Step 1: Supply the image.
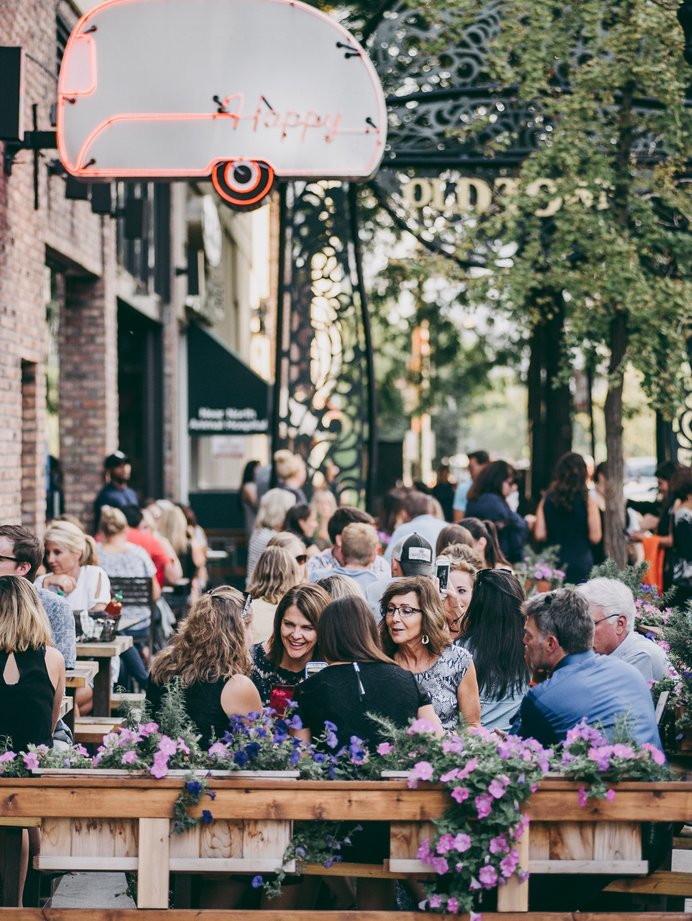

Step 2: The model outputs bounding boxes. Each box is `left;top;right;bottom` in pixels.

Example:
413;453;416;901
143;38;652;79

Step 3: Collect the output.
272;0;692;506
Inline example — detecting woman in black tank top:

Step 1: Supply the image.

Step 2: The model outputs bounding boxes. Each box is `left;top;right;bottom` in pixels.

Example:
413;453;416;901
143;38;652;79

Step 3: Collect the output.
146;586;262;747
0;576;64;752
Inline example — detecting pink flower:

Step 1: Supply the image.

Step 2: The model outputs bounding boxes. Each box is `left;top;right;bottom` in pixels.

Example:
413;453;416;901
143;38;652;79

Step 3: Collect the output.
22;752;39;771
442;735;465;755
376;742;393;755
430;855;449;875
416;838;432;862
428;894;443;908
451;786;469;803
407;718;438;736
177;738;190;755
458;756;478;779
411;760;434;782
605;789;616;802
642;743;666;766
500;850;520;877
440;768;460;783
475;793;493;819
0;752;16;763
453;832;472;853
489;834;508;855
578;786;589;807
208;741;226;758
513;815;530;839
122;750;138;766
446;896;460;913
140;722;159;737
150;752;169;779
488;779;507;799
157;735;177;757
436;833;456;855
479;864;498;888
611;744;634;759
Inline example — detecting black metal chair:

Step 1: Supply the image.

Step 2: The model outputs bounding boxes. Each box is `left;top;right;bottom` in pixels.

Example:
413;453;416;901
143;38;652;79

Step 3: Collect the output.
106;575;158;655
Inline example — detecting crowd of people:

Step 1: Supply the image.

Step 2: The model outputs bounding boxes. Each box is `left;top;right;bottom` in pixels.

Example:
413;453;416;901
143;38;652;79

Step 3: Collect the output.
0;445;689;907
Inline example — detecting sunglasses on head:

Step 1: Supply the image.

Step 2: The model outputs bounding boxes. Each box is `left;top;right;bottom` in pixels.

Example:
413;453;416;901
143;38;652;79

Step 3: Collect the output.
295;554;308;564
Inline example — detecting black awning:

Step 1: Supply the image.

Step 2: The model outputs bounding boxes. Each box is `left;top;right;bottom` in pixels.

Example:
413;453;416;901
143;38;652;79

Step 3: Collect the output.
187;324;271;436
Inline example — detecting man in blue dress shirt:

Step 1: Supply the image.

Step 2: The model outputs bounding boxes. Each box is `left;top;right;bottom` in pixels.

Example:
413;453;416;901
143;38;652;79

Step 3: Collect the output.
513;587;662;749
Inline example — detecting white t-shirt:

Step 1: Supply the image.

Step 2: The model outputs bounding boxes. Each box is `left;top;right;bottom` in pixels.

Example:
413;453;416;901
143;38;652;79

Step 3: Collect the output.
36;565;111;612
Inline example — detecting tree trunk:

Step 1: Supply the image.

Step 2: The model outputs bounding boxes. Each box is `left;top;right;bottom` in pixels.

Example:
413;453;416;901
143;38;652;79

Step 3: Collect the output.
603;76;636;567
603;312;628;566
528;323;547;507
544;293;573;481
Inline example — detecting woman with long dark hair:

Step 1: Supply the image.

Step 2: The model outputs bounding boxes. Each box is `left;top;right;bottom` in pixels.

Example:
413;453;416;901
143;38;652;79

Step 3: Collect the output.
465;461;529;563
458;569;529;732
294;596;439;750
459;517;511;570
251;583;329;706
535;452;602;584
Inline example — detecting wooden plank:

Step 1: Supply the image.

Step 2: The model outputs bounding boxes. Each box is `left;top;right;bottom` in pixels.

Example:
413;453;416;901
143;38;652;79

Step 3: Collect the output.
605;870;692;896
111;818;138;858
389;821;434;860
242;819;293;869
0;817;41;827
200;820;244;859
170;858;289;872
497;819;529;912
70;818;115;858
35;856;137;871
529;822;550;859
549;821;594;860
137;818;170;909
39;818;71;857
530;859;649;874
59;697;73;719
76;636;133;657
593;821;641;862
673;835;692;849
0;911;678;921
169;824;200;859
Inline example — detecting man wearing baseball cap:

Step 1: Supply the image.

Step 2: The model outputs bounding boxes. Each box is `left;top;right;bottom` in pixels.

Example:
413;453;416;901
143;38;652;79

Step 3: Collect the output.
365;532;435;620
93;450;139;532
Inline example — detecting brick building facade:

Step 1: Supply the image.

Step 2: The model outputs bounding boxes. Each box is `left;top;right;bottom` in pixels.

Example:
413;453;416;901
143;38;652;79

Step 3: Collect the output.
0;0;272;536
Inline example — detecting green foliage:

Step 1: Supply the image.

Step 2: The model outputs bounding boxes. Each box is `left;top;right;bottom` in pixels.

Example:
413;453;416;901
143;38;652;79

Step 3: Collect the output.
443;0;691;415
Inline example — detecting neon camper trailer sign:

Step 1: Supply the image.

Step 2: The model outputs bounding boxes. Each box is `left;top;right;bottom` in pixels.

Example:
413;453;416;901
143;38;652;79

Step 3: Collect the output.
56;0;387;208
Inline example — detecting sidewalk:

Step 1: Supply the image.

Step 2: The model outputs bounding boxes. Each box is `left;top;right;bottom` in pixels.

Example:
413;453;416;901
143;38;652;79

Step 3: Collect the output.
50;872;135;908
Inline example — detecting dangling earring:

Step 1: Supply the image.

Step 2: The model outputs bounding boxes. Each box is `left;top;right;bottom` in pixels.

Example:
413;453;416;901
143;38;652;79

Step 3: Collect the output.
421;634;430;645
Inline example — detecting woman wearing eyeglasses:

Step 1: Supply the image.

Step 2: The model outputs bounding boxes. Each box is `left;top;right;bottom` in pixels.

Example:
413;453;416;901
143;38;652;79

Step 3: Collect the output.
146;586;262;747
246;546;300;645
379;576;481;732
457;569;529;732
266;532;309;582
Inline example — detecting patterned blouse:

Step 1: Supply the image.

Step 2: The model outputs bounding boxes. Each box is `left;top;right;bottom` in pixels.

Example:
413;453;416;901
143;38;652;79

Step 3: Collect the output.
411;644;473;732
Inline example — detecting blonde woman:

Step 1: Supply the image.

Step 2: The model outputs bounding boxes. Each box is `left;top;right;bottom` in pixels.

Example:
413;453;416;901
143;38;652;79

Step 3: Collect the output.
0;576;65;904
0;575;65;751
246;546;300;644
156;499;206;595
36;519;111;612
146;586;262;747
266;531;308;582
97;506;159;679
246;488;297;584
436;544;480;641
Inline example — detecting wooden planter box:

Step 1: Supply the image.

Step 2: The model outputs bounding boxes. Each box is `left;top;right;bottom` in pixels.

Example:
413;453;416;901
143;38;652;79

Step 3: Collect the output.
0;776;690;913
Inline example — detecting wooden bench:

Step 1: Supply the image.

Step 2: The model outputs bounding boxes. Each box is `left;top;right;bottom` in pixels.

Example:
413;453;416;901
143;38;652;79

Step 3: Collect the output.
110;691;146;713
74;716;125;746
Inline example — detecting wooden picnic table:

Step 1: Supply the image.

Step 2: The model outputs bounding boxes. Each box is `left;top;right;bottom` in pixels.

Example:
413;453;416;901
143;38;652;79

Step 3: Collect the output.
0;776;688;917
63;662;100;731
76;636;133;716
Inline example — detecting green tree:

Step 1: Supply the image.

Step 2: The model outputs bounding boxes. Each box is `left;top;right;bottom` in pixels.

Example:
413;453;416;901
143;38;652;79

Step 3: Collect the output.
446;0;692;562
